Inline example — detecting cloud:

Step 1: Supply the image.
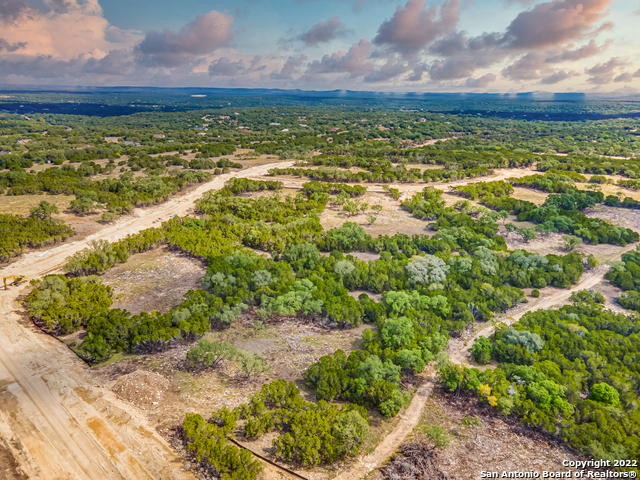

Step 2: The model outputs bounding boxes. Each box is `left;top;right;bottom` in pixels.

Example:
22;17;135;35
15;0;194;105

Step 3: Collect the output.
41;0;103;16
613;72;634;83
414;0;615;84
294;0;375;13
373;0;461;57
363;55;409;82
270;54;307;80
464;73;496;88
135;10;233;67
585;56;629;84
299;17;351;47
502;52;548;81
82;48;134;75
502;0;612;49
209;57;245;76
0;37;25;52
545;39;609;62
304;39;373;78
0;0;29;23
539;70;576;84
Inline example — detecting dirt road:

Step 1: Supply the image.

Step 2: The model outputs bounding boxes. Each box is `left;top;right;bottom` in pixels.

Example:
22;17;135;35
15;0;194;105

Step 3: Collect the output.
0;162;292;480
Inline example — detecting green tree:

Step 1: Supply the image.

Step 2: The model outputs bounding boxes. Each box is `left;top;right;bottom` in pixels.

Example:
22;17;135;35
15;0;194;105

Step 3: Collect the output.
30;200;59;220
187;339;238;368
381;316;415;350
237;351;271;379
588;383;620;407
471;336;492;365
562;235;583;251
406;254;449;286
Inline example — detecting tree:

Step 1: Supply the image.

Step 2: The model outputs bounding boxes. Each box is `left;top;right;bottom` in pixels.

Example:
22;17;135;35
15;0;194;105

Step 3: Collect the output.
588;383;620;407
332;410;369;458
101;212;118;223
366;214;377;225
343;201;359;217
503;328;544;353
406;254;450;286
518;227;537;243
381;316;415;350
187;339;238;368
30;200;59;220
371;204;383;214
562;235;583;251
70;196;96;214
334;260;355;277
471;336;492;365
237;351;271;379
359;202;369;214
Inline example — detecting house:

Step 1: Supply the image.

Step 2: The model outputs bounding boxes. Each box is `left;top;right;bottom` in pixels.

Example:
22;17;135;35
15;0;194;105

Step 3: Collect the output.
122;141;140;146
153;134;165;139
0;151;11;155
16;139;29;145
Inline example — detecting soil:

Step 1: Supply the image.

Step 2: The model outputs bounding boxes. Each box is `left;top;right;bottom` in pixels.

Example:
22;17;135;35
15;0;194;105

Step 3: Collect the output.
112;370;170;409
102;247;206;314
369;389;592;480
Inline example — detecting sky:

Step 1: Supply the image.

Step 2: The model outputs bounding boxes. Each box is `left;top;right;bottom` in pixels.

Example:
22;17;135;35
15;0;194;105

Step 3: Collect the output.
0;0;639;92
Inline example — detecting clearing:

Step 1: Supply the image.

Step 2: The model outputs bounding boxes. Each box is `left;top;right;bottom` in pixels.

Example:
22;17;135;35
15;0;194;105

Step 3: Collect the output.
102;246;206;315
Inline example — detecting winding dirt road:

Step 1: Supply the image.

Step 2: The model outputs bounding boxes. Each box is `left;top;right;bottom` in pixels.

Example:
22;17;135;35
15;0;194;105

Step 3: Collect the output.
0;163;624;479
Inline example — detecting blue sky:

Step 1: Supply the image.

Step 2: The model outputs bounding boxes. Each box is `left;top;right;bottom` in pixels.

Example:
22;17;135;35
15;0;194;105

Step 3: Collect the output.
0;0;639;92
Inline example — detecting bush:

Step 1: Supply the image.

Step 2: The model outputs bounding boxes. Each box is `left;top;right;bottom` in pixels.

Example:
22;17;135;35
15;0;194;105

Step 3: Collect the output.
531;289;540;298
471;337;492;365
421;424;450;448
186;340;237;368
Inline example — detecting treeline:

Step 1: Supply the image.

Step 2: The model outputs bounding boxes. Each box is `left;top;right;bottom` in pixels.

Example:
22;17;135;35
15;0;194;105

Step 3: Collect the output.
0;213;74;262
452;179;639;246
509;171;587;193
451;294;640;464
537;155;640;179
269;164;493;184
606;247;640;313
1;165;212;221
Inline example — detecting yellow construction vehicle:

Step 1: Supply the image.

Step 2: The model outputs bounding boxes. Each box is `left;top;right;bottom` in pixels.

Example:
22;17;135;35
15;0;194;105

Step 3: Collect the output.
3;275;27;290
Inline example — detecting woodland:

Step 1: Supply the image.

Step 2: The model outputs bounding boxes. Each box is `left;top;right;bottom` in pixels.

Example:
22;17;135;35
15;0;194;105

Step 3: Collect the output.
3;94;640;478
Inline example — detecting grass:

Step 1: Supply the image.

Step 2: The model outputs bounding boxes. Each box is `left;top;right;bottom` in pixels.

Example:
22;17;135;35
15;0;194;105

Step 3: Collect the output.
420;424;451;448
361;410;400;456
0;193;73;216
92;352;136;367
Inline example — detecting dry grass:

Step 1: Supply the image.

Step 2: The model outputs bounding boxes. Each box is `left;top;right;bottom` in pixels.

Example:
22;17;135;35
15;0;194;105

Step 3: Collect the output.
0;193;73;216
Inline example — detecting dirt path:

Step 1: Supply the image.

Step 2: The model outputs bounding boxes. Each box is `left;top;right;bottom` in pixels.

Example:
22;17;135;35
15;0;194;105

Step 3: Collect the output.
0;161;292;480
333;381;434;480
262;166;536;196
